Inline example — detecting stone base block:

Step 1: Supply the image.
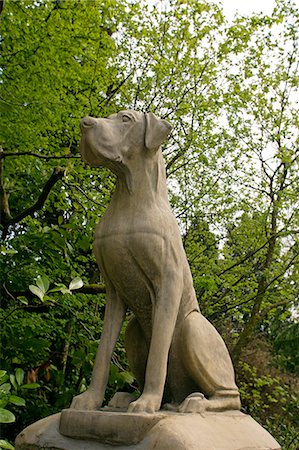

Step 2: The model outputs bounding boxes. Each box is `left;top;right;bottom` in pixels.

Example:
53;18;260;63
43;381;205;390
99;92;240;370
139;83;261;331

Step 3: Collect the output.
60;408;167;445
15;409;281;450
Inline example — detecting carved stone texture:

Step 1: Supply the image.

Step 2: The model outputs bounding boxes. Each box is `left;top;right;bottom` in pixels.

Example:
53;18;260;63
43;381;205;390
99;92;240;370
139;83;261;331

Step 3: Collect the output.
15;411;281;450
70;110;240;414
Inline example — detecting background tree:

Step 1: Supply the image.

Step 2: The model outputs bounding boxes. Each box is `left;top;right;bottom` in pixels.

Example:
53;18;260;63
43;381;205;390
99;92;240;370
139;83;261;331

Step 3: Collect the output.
0;0;298;447
216;3;299;365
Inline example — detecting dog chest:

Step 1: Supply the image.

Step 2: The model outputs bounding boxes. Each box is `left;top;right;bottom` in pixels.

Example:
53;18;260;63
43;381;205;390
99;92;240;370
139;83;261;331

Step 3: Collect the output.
93;231;179;306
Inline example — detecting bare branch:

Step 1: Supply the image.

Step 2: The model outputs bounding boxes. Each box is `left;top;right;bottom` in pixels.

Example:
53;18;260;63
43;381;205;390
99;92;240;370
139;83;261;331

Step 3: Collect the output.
259;298;297;319
62;180;106;208
0;0;5;16
217;239;270;276
100;71;134;108
74;283;106;294
0;156;12;224
211;251;298;320
262;251;299;293
209;296;254;319
0;151;80;160
2;167;65;227
162;60;210;119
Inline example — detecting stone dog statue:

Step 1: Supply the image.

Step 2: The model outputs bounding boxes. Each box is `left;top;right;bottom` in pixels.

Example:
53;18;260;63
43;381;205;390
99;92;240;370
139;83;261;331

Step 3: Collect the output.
71;110;240;414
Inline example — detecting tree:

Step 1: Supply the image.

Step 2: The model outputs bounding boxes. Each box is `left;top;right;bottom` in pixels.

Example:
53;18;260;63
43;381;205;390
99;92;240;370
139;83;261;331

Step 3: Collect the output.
214;1;299;363
0;0;133;439
0;0;298;446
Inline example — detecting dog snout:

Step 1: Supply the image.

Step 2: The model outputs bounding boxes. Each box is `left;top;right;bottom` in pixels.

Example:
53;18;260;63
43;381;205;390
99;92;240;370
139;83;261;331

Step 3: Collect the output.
80;116;97;130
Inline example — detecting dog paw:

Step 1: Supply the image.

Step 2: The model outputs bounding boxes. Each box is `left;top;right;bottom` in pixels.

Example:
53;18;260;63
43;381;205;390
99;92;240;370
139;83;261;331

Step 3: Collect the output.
108;392;136;409
70;389;102;411
178;392;208;414
127;393;161;414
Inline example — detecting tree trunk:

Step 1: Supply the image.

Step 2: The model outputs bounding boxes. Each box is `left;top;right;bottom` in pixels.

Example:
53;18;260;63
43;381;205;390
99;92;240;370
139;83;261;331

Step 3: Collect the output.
232;199;278;365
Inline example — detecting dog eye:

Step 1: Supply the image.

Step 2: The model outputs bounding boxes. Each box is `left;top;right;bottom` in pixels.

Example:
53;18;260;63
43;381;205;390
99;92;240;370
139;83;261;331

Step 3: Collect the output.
122;115;131;123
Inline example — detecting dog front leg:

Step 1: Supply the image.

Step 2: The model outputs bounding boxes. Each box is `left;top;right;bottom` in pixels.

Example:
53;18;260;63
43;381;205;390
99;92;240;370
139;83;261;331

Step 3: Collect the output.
128;272;183;414
71;288;126;411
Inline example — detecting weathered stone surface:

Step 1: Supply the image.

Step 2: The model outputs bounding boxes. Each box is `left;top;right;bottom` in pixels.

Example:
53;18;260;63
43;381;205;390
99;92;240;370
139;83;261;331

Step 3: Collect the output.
71;110;240;415
145;412;281;450
15;411;281;450
59;408;166;445
15;413;108;450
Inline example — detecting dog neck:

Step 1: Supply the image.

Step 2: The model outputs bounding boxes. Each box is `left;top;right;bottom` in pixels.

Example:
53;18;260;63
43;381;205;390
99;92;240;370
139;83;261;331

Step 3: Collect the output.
112;149;170;206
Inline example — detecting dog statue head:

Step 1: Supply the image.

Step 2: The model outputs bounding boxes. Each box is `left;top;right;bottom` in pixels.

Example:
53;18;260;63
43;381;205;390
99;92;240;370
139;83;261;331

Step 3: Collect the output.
79;110;172;170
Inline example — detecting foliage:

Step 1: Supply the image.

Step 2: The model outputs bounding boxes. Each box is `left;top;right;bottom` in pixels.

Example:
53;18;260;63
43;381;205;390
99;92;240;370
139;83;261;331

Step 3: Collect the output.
0;368;39;450
0;439;14;450
0;0;298;446
0;369;27;424
238;362;299;449
29;275;84;301
272;321;299;374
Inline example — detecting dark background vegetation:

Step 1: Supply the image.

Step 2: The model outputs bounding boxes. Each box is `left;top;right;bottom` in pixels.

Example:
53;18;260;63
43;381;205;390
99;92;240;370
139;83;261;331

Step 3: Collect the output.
0;0;298;448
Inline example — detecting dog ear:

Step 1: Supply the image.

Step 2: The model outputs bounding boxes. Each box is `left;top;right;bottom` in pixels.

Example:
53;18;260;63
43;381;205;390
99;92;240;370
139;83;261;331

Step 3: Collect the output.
145;112;172;151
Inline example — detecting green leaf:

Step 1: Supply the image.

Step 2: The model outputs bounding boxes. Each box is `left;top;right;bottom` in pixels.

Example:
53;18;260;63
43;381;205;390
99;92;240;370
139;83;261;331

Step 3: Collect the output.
11;357;21;365
36;276;45;293
0;383;11;394
29;285;44;301
0;397;9;409
20;383;40;389
0;439;15;449
9;375;17;391
49;283;72;294
8;395;26;407
0;408;15;423
15;368;25;386
69;277;84;291
0;371;8;384
120;371;134;385
42;275;50;292
48;284;68;293
36;275;50;294
17;296;28;305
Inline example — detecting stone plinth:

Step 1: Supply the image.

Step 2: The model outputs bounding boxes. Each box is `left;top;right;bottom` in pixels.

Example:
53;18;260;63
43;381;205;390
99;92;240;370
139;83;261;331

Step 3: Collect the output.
60;408;166;445
15;409;281;450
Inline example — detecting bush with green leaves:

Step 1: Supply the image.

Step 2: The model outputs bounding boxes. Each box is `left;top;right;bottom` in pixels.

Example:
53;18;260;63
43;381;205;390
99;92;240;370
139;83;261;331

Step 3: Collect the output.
0;368;40;421
0;368;39;449
238;362;299;450
1;279;135;441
